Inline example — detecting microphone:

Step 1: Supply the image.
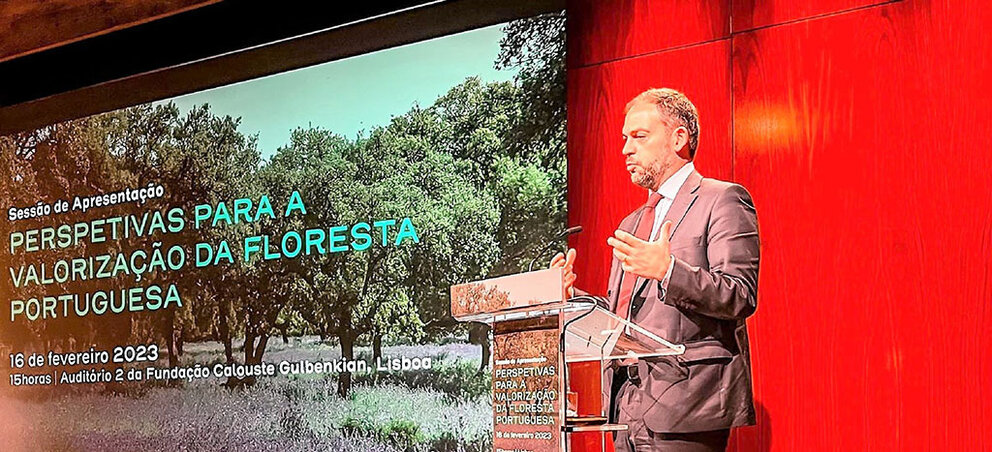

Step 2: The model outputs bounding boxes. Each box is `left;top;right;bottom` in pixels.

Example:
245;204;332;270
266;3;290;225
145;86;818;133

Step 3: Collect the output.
527;225;584;272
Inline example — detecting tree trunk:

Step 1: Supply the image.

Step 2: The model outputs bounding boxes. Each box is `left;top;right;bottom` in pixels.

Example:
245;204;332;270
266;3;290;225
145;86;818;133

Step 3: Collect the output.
244;331;256;364
337;332;355;398
230;331;268;388
253;334;270;365
469;323;491;374
372;333;383;362
479;337;491;374
219;308;233;364
165;314;178;368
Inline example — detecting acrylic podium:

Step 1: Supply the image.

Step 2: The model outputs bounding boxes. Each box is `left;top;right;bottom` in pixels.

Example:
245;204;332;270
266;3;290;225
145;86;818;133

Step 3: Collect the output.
451;267;684;452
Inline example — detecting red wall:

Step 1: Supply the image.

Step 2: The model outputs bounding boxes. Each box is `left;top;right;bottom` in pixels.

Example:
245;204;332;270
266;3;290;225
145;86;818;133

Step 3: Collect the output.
566;0;992;450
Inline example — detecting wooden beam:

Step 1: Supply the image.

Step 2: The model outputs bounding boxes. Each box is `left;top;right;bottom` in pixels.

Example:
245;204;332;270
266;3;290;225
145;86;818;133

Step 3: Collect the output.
0;0;219;62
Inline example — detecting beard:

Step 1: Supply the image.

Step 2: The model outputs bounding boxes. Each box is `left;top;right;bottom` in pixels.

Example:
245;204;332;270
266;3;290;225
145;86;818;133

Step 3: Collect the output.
631;159;665;189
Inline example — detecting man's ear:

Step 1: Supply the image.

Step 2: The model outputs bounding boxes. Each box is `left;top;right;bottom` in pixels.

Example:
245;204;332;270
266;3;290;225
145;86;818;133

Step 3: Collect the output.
673;126;691;159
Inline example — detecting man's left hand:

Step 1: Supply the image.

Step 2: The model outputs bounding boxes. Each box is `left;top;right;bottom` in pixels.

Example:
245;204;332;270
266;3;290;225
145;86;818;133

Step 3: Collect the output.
607;220;673;281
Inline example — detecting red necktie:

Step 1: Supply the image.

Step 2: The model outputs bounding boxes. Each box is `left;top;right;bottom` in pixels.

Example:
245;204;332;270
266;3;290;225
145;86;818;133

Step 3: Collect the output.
614;192;664;319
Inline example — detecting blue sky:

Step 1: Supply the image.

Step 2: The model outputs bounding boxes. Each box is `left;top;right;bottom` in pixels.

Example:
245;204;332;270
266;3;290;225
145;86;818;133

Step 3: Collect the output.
153;24;516;159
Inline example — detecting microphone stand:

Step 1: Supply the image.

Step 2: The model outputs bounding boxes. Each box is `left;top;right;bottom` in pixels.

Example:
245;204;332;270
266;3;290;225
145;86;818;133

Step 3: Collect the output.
527;226;583;272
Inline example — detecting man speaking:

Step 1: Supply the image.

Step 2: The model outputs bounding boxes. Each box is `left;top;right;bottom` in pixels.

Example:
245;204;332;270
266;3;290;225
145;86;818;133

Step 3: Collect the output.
552;88;759;451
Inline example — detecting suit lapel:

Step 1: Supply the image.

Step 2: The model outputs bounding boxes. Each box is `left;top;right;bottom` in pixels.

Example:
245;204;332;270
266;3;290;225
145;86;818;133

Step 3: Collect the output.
631;170;703;300
662;170;702;237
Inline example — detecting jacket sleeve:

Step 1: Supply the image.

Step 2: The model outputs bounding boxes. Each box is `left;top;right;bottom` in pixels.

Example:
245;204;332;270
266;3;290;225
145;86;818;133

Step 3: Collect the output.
663;184;760;320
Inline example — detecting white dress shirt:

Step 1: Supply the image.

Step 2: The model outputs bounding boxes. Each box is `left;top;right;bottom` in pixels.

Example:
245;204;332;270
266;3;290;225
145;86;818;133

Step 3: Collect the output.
650;161;695;241
648;161;695;292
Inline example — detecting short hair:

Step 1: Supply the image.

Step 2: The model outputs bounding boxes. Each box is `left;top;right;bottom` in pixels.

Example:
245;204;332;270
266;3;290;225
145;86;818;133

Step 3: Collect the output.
625;88;700;159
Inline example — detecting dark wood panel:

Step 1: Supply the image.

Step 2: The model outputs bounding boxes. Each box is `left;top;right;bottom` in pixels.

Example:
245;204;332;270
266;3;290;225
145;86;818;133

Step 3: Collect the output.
730;1;992;450
568;0;992;450
567;0;730;68
731;0;895;32
0;0;219;62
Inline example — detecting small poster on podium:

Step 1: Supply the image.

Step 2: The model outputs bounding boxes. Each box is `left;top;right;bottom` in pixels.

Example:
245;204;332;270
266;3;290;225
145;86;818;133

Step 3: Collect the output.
492;322;562;452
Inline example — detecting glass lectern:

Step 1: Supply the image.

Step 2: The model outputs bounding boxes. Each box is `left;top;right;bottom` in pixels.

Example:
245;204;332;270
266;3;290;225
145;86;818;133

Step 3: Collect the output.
451;268;684;452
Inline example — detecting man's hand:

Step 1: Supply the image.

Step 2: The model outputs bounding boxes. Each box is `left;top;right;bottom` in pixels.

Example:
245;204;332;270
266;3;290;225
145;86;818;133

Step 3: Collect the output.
607;220;673;281
549;248;577;297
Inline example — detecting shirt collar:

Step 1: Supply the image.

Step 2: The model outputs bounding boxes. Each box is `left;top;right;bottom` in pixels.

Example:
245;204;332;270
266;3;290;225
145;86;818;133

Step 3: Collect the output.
653;162;695;200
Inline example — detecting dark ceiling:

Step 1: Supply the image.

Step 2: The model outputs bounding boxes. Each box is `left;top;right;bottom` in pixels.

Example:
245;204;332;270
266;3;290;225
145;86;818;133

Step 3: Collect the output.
0;0;563;134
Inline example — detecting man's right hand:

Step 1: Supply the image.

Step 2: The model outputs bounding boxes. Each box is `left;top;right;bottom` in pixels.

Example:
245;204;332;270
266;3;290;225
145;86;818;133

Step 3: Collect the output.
549;248;577;297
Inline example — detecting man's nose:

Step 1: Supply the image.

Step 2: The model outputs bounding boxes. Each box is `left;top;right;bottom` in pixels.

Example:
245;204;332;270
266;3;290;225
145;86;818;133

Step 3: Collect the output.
621;139;635;156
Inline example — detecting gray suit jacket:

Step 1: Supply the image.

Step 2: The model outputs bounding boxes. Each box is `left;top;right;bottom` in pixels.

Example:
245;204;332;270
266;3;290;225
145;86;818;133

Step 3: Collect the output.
604;169;759;433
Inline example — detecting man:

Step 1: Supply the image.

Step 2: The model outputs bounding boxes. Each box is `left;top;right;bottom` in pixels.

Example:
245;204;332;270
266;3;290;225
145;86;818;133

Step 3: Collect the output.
551;88;759;451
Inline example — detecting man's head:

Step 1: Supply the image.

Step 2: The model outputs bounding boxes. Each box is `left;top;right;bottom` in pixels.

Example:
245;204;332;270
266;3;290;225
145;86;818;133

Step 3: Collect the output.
621;88;699;191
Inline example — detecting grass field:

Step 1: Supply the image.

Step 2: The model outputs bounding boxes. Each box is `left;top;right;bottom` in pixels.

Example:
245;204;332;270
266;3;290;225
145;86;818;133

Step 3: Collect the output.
0;339;493;452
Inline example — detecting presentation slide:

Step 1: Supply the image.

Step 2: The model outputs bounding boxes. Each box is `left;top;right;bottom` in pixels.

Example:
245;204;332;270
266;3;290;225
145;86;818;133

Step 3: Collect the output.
0;12;565;452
